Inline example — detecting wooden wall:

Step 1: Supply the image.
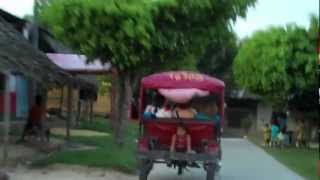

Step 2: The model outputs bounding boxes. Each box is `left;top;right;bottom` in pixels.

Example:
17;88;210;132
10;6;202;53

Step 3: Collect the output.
47;87;111;115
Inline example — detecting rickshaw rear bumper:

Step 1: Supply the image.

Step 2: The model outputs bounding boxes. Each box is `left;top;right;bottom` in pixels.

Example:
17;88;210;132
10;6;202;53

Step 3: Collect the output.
137;150;218;163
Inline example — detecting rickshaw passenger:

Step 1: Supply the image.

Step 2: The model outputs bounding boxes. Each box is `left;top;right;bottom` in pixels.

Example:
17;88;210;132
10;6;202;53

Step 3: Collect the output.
194;103;221;137
143;105;156;119
170;126;192;153
173;103;197;119
156;100;172;118
143;92;158;119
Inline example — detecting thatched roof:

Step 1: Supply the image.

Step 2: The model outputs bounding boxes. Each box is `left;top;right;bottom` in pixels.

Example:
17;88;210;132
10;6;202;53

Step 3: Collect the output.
0;15;70;86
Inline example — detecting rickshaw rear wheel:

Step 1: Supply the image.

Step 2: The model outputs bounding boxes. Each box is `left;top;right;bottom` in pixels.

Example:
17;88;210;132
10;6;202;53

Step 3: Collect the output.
139;159;153;180
206;163;216;180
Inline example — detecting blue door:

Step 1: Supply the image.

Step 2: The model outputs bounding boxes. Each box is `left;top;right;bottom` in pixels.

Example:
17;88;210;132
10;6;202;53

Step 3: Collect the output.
16;76;29;119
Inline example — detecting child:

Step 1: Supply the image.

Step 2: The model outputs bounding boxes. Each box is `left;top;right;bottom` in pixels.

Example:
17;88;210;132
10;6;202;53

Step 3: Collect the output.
170;126;192;153
270;123;279;148
20;95;50;142
296;121;307;148
263;124;271;147
277;130;285;148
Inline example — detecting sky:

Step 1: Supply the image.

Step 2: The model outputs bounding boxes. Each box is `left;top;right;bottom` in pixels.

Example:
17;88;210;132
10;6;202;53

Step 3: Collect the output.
0;0;318;39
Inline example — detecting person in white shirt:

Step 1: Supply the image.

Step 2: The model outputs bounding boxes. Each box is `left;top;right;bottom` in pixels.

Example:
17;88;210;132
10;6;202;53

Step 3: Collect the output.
156;100;172;118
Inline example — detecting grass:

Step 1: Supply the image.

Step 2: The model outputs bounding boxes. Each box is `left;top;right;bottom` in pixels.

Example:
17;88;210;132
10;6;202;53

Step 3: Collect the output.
33;118;139;174
249;134;318;180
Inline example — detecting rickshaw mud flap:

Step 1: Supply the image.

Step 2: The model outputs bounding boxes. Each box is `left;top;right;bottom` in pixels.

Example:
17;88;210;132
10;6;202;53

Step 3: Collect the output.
137;150;218;163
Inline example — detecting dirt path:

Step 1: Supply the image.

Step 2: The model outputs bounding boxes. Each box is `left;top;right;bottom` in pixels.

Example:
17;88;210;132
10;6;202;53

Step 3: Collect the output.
7;164;136;180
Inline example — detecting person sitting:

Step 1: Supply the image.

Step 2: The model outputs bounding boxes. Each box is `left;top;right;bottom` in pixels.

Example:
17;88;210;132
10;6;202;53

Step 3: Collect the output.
173;103;196;119
20;95;50;142
194;102;221;137
170;125;192;153
143;103;157;120
155;100;172;118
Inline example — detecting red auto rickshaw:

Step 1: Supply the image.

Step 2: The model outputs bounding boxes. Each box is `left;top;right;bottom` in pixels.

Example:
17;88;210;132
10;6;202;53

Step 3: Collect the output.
137;71;225;180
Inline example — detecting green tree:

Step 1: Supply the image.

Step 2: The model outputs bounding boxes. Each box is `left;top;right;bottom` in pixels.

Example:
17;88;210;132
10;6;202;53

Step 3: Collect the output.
34;0;51;17
198;29;238;79
233;16;318;110
40;0;255;145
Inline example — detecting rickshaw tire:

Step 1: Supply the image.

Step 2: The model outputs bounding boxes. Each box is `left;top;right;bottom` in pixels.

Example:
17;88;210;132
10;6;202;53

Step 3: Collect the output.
178;166;183;175
206;163;215;180
139;172;148;180
139;159;153;180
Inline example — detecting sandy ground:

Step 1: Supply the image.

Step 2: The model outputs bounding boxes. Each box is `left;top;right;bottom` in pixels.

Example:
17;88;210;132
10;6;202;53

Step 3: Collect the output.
7;164;136;180
51;128;110;137
0;144;38;166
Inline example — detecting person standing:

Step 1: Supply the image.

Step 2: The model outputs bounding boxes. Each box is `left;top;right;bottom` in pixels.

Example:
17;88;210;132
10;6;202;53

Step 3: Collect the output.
270;122;280;147
263;123;271;147
20;95;47;142
296;121;307;148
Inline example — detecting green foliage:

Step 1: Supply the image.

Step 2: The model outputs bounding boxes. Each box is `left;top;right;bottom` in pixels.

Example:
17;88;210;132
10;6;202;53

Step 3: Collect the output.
34;0;51;17
40;0;256;72
40;0;156;71
96;75;112;95
40;0;256;143
233;17;318;106
197;28;238;81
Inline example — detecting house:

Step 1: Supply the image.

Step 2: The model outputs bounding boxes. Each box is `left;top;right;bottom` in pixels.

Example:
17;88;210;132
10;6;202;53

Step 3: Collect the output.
0;9;100;124
224;89;274;135
0;10;69;122
46;53;112;121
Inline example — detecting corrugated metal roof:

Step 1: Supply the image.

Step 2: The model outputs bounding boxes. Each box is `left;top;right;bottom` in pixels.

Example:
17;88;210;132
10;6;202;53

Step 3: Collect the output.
47;53;111;74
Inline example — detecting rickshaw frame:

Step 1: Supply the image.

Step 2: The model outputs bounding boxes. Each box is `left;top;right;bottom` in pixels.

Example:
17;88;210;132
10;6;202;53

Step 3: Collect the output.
137;71;225;180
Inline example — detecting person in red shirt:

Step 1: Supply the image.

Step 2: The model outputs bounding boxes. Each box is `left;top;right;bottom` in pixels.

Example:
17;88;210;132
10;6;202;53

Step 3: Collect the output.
20;95;48;142
170;125;192;153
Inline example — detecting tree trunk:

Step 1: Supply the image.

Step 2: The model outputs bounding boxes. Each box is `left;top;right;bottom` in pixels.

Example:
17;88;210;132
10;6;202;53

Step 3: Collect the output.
76;99;81;127
89;100;93;122
114;72;132;146
110;71;119;130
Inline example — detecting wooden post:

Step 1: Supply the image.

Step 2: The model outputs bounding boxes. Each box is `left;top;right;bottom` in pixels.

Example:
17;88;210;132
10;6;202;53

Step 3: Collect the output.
76;99;81;127
66;85;73;141
2;72;11;165
59;86;64;116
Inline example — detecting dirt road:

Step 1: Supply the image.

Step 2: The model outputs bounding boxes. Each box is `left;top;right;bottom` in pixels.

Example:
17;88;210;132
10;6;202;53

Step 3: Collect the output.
7;138;304;180
148;138;304;180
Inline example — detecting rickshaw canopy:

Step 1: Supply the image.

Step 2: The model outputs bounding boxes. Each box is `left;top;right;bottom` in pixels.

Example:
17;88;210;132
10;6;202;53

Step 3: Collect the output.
141;71;225;92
